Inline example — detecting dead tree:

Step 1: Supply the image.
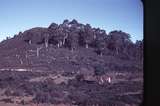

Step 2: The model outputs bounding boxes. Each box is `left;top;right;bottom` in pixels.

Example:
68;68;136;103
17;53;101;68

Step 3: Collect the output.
36;47;43;57
62;33;68;45
85;43;89;49
83;24;95;49
29;40;32;44
44;33;49;48
16;54;23;65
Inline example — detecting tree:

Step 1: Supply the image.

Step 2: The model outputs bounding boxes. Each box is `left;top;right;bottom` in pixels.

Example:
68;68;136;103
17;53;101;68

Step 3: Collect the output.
63;19;69;25
69;19;78;25
94;39;106;56
36;46;43;57
52;27;68;48
43;32;50;48
92;30;107;56
6;36;11;40
135;40;143;60
67;31;79;51
84;24;92;48
23;32;32;44
62;33;68;46
48;29;58;45
48;22;58;29
18;31;22;35
79;24;95;48
59;22;71;46
78;29;86;47
62;23;80;50
107;30;132;55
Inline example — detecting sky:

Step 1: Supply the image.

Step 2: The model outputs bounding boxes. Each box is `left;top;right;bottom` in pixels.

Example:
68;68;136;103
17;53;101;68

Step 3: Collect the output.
0;0;143;42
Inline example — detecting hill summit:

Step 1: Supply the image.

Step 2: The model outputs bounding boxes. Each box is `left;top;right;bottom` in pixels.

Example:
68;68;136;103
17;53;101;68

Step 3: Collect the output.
0;19;143;72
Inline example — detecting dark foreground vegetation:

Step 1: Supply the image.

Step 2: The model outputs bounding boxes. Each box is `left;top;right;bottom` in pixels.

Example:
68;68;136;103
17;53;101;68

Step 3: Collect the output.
0;70;143;106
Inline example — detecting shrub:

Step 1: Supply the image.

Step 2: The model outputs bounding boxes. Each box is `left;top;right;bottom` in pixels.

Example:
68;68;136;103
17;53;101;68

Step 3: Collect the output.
0;98;13;103
94;65;105;76
75;74;84;82
4;89;13;96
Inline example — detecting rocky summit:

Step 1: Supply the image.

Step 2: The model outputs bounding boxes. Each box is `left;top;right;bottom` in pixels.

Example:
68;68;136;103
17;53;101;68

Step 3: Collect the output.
0;19;143;106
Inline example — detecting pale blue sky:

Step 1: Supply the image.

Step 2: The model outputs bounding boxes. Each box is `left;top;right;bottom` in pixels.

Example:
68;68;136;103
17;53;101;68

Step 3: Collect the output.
0;0;143;42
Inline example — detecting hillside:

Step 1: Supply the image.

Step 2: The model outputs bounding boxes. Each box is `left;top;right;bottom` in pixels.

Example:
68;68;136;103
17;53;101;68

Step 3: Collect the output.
0;19;143;106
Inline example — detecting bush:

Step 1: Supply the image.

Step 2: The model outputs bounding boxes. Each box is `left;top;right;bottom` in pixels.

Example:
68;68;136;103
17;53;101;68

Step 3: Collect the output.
94;65;105;76
0;98;13;103
75;74;84;82
4;89;13;96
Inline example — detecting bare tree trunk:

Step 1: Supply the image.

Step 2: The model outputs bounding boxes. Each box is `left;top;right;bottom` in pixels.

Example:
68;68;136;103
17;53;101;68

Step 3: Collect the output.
25;53;28;59
100;52;103;56
29;40;31;44
37;47;42;57
44;33;49;48
37;49;39;57
57;43;60;48
116;47;119;55
62;38;65;45
71;48;74;52
63;34;68;45
45;38;48;48
20;59;23;64
85;43;88;48
93;34;96;39
59;41;62;47
100;76;104;84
